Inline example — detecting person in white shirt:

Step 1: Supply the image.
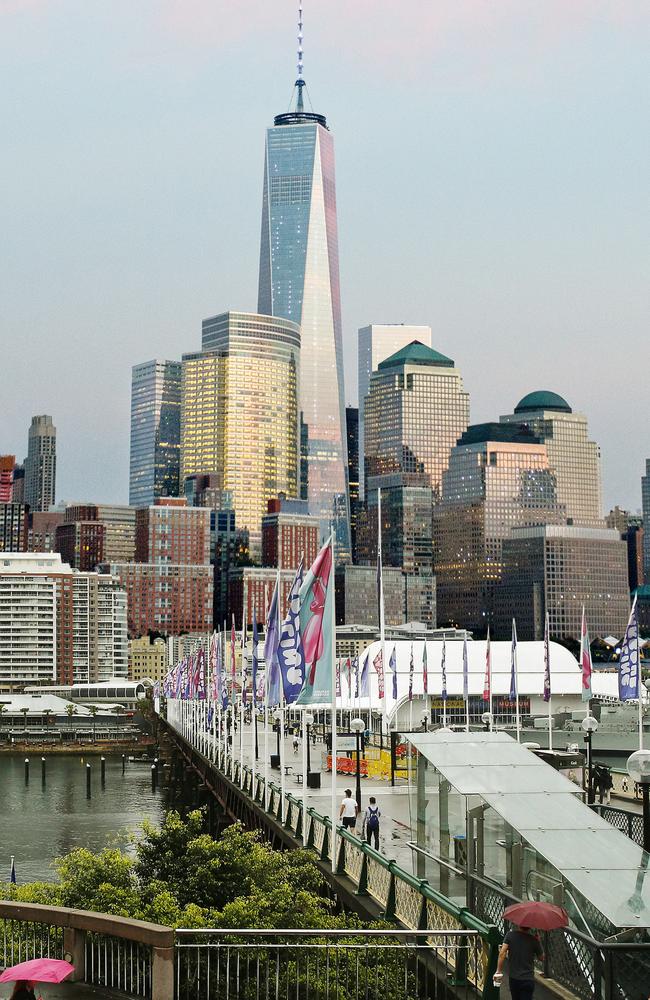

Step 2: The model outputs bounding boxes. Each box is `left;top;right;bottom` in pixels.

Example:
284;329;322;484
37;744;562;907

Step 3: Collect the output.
338;789;358;829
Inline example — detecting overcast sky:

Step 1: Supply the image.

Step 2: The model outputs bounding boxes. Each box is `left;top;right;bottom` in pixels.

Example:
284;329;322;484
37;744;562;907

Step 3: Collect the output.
2;1;648;512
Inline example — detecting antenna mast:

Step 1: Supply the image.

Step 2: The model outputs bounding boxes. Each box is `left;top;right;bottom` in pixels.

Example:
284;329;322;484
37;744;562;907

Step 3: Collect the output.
296;3;305;111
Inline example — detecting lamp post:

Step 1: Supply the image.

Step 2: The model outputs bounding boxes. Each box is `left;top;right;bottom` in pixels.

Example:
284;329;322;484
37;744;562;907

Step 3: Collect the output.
273;708;282;758
254;708;259;761
582;714;599;804
421;709;429;732
351;717;365;811
627;749;650;854
305;712;314;777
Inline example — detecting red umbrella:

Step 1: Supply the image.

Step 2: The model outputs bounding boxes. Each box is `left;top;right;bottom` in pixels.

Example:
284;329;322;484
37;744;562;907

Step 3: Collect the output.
0;959;75;984
503;901;568;931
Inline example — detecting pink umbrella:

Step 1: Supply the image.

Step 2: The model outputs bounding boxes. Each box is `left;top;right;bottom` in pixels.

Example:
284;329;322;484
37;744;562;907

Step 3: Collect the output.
0;959;75;984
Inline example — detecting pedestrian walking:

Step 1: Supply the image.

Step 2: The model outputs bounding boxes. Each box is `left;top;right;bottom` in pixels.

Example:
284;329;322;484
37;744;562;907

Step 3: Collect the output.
338;788;358;830
495;925;543;999
292;736;299;755
363;796;381;849
10;983;36;1000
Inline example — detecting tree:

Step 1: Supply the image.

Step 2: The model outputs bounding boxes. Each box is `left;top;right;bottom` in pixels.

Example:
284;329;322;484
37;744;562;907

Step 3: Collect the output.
65;703;77;738
19;706;29;733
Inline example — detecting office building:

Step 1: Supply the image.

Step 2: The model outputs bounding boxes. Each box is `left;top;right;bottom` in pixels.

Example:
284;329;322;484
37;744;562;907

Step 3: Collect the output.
0;503;29;552
257;72;350;559
108;562;213;638
227;567;295;627
135;500;210;566
358;325;434;499
24;415;56;513
500;525;630;640
56;518;105;571
335;565;431;627
261;497;319;570
129;636;167;683
364;341;469;501
28;511;64;553
211;507;250;627
55;504;136;570
0;553;126;686
641;458;650;583
606;507;644;592
358;473;434;572
346;407;360;559
0;456;15;503
129;360;181;507
182;311;300;557
11;463;25;503
500;392;602;525
434;423;564;633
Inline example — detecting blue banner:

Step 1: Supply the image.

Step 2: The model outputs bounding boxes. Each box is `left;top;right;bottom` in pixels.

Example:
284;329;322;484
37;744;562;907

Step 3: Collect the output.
618;599;640;701
277;562;305;704
264;575;282;707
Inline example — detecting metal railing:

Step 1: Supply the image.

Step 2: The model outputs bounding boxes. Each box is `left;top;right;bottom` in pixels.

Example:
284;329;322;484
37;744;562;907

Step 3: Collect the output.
590;803;645;847
162;704;501;999
175;929;482;1000
1;917;63;967
85;931;152;997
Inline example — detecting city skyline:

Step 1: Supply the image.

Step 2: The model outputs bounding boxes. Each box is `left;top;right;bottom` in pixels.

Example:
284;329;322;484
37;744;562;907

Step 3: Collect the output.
2;1;648;512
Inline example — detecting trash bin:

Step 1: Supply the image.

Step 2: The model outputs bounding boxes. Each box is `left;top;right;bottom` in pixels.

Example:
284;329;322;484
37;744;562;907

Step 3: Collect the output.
270;754;280;769
307;771;321;789
453;834;467;867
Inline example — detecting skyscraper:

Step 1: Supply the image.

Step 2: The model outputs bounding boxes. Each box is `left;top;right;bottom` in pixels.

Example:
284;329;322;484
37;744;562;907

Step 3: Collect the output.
345;407;359;559
182;311;300;557
24;415;56;513
257;46;350;559
129;360;181;507
643;460;650;581
358;325;433;499
0;456;14;503
500;391;602;525
364;341;469;500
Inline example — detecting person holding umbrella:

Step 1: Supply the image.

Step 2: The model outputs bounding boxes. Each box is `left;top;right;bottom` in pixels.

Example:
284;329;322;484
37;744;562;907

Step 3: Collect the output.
9;983;36;1000
0;959;75;1000
494;901;567;998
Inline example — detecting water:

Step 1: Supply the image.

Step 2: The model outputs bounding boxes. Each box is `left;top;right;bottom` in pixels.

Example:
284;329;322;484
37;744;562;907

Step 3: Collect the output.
0;754;165;883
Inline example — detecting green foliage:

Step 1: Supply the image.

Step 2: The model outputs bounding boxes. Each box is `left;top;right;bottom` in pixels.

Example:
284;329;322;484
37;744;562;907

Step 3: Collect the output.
1;810;346;932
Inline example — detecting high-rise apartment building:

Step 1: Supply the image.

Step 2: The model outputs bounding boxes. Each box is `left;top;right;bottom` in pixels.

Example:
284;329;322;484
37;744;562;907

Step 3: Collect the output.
500;525;630;640
0;553;126;686
11;463;25;504
135;500;210;566
24;415;56;513
364;341;469;501
261;497;320;570
129;635;167;683
129;360;181;507
28;511;64;553
257;75;350;559
55;504;136;570
0;503;29;553
358;325;434;500
643;460;650;581
182;312;300;557
0;456;15;503
56;518;105;571
500;392;602;525
434;423;564;632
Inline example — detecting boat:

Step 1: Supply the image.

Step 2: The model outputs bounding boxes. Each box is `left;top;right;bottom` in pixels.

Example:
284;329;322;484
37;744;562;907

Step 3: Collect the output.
516;700;650;757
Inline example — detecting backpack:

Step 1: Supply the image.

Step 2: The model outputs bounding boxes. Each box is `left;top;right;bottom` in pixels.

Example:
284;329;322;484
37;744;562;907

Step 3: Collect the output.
367;806;380;832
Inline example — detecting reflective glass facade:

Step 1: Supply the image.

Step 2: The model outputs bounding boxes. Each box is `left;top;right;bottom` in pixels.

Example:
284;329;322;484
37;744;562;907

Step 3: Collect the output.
364;347;469;501
501;402;602;525
434;425;564;632
258;114;350;559
182;312;300;557
25;415;56;513
129;361;181;507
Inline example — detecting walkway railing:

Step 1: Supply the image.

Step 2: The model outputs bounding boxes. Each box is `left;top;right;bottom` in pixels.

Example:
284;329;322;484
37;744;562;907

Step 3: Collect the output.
590;802;645;847
175;929;481;1000
0;901;174;1000
163;703;501;998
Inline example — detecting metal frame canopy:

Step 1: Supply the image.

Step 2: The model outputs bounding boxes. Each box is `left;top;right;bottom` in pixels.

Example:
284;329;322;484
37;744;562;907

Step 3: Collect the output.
408;729;650;930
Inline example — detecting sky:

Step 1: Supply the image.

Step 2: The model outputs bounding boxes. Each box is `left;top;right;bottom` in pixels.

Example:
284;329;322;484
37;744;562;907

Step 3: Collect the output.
2;0;648;512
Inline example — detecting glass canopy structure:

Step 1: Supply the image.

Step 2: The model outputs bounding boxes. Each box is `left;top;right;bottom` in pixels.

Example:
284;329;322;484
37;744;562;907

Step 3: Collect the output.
407;730;650;935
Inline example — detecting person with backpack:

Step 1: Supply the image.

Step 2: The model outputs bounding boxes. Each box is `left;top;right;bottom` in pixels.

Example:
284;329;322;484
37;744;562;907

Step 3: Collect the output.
363;796;381;848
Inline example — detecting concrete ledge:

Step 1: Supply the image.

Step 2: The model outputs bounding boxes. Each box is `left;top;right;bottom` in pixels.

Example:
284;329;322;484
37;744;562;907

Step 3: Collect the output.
0;901;174;949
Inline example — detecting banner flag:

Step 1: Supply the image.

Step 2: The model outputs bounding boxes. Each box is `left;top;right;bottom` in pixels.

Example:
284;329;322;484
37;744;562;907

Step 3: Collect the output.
360;652;370;697
230;616;237;688
543;613;551;703
423;642;428;694
195;647;206;701
353;656;359;699
390;645;398;700
483;630;491;702
618;598;640;702
373;649;385;700
277;561;305;704
462;637;468;702
295;537;335;706
580;606;592;702
265;575;282;707
335;659;342;698
408;643;414;702
510;619;518;702
441;640;447;702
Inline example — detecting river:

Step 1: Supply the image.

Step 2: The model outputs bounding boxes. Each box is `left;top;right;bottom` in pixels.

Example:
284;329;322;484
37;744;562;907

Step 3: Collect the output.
0;754;165;883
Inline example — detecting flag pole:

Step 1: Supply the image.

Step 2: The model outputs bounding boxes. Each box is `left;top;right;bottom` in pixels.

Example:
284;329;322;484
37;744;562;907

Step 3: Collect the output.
545;612;553;751
263;585;269;811
377;487;387;750
330;536;338;875
240;608;246;790
302;708;308;846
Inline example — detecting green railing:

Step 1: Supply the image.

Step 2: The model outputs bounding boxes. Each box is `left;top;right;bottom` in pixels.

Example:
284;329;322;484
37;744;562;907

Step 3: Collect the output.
163;708;501;999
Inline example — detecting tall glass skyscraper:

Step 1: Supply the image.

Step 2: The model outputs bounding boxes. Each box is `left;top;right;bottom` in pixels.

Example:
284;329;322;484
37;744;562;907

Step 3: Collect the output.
257;79;350;560
129;360;181;507
25;415;56;513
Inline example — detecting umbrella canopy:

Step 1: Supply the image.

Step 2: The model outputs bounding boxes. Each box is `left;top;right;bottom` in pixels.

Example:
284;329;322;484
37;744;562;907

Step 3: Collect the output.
0;959;75;984
503;901;568;931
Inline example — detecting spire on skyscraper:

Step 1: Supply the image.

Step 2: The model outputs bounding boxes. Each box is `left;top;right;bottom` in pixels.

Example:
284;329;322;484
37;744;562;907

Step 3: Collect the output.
296;3;305;112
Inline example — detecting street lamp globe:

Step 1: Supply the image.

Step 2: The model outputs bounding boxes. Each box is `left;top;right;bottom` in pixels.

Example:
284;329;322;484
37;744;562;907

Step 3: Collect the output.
350;717;365;733
304;713;314;727
273;708;282;723
581;715;599;733
481;712;492;726
627;749;650;785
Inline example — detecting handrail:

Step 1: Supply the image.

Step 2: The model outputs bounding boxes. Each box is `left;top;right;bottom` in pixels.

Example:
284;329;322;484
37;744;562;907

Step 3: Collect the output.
0;901;174;948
